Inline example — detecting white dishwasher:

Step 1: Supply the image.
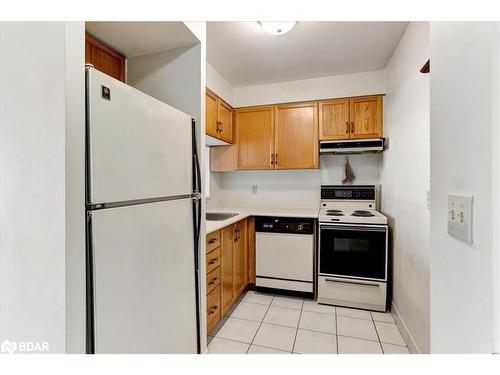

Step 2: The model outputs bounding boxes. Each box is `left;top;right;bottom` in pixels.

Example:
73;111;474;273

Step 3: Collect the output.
255;216;315;295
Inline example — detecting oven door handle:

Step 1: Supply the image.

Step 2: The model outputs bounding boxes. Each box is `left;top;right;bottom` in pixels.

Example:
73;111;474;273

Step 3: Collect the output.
325;278;381;288
320;225;387;233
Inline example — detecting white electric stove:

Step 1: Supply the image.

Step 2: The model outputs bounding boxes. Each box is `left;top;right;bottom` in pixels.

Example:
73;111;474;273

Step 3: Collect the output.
317;185;389;312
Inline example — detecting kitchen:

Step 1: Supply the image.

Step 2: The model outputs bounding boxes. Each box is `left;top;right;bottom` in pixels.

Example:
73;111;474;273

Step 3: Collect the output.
1;12;500;368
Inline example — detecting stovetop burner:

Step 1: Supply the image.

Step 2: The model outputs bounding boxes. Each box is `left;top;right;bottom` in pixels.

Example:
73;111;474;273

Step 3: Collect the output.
326;209;344;216
352;210;375;217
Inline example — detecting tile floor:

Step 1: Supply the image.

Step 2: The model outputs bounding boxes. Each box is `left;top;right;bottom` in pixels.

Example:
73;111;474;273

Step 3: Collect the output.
207;290;410;354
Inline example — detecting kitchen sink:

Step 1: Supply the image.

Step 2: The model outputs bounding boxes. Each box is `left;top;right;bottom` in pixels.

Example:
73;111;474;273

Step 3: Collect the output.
206;212;239;221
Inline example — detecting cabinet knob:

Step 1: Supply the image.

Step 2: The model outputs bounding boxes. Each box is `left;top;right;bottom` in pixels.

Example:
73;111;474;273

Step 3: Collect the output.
208;238;217;244
208;258;218;265
350;122;355;133
345;121;349;134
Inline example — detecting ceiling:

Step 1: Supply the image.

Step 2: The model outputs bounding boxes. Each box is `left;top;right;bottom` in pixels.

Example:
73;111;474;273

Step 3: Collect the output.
207;22;408;87
86;22;199;57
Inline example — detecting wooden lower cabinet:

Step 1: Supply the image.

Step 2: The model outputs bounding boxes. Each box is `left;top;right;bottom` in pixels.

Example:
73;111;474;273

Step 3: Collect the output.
220;225;235;316
233;219;248;297
206;218;251;334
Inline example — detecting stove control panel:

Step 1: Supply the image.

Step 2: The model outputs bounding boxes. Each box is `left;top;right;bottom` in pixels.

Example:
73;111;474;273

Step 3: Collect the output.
321;185;375;201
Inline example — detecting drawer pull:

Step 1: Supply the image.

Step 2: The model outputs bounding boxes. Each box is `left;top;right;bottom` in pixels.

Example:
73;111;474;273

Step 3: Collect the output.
208;306;218;315
207;238;218;244
208;258;218;265
325;278;380;288
208;277;219;285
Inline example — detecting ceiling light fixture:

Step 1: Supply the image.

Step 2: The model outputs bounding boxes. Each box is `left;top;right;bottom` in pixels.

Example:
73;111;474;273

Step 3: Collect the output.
259;22;296;35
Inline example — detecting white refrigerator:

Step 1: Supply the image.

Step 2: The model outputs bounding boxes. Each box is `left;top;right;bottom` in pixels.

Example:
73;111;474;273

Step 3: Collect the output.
85;66;201;354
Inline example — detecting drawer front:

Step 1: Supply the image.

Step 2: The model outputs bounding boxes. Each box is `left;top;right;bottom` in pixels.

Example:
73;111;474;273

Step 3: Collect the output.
206;230;221;253
206;285;221;333
206;266;221;294
206;247;221;274
317;276;387;312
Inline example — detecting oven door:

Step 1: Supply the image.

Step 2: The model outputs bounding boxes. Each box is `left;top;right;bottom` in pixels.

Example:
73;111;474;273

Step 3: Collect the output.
319;224;388;281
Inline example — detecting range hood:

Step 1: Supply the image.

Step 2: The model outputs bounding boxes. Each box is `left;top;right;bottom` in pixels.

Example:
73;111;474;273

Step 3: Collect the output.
320;138;385;155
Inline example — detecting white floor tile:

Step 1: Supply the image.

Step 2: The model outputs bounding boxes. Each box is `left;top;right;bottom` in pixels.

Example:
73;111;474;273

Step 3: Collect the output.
263;306;301;327
247;345;290;354
374;321;406;346
302;300;336;315
242;291;274;305
382;343;410;354
336;316;378;341
371;311;395;323
271;296;303;310
207;337;250;354
231;302;269;322
338;336;383;354
215;317;260;343
252;323;297;352
299;310;336;334
293;329;337;354
336;307;372;320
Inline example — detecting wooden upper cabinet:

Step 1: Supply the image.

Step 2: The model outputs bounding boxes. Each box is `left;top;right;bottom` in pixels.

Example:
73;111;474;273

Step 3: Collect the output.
85;33;125;82
350;96;383;139
205;88;234;144
319;99;350;140
274;102;319;169
236;106;275;170
205;90;219;138
217;101;233;143
233;219;248;297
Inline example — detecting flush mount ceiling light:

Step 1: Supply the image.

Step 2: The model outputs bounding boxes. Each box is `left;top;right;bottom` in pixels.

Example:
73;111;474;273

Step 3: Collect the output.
259;21;296;35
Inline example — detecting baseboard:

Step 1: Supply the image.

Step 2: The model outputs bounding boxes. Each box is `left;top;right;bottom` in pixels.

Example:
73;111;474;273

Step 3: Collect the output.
391;302;422;354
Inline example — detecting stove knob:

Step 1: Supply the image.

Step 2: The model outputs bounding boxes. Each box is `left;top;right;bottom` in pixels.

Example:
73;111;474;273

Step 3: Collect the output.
297;224;304;231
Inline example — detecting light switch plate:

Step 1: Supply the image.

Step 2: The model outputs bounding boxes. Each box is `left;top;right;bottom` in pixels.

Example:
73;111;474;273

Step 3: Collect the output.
447;194;473;243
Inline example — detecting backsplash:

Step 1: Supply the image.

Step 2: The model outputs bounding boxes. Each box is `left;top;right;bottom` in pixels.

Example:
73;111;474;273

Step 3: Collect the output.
208;154;381;209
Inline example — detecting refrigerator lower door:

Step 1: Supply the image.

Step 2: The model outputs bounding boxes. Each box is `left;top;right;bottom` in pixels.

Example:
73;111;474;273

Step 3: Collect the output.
89;198;198;353
86;68;194;205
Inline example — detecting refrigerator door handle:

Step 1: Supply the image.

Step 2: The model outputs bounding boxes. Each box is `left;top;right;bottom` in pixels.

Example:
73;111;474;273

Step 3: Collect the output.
191;118;202;354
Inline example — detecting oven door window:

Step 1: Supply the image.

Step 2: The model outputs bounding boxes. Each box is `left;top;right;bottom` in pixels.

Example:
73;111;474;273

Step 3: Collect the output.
320;225;387;280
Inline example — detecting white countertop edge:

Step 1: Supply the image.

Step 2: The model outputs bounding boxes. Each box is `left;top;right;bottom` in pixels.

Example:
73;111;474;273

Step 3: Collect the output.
205;207;319;234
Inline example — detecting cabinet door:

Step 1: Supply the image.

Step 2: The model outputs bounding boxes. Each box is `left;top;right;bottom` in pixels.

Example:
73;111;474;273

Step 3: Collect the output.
349;96;383;139
220;225;235;315
247;217;256;284
319;99;350;140
233;219;248;297
274;102;319;169
205;90;219;138
236;107;275;170
218;100;234;143
85;34;125;82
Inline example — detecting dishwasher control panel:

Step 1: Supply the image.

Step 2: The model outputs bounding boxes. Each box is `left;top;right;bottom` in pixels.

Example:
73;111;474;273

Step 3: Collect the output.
255;216;315;235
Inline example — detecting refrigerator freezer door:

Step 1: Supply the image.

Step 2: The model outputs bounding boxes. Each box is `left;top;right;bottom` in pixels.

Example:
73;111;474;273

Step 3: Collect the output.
87;68;193;205
90;199;197;353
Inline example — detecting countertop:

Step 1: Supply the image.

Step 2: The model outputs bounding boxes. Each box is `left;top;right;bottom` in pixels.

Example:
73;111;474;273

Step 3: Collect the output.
205;206;319;234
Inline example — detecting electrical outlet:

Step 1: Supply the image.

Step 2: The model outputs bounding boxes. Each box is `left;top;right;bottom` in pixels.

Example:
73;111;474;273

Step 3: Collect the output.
447;194;473;244
252;185;258;194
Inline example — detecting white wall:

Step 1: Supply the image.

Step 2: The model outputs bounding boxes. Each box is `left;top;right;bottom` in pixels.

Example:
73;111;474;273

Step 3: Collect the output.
233;70;386;107
64;22;86;354
430;22;500;353
207;63;234;106
0;22;72;353
379;22;430;353
210;155;381;209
